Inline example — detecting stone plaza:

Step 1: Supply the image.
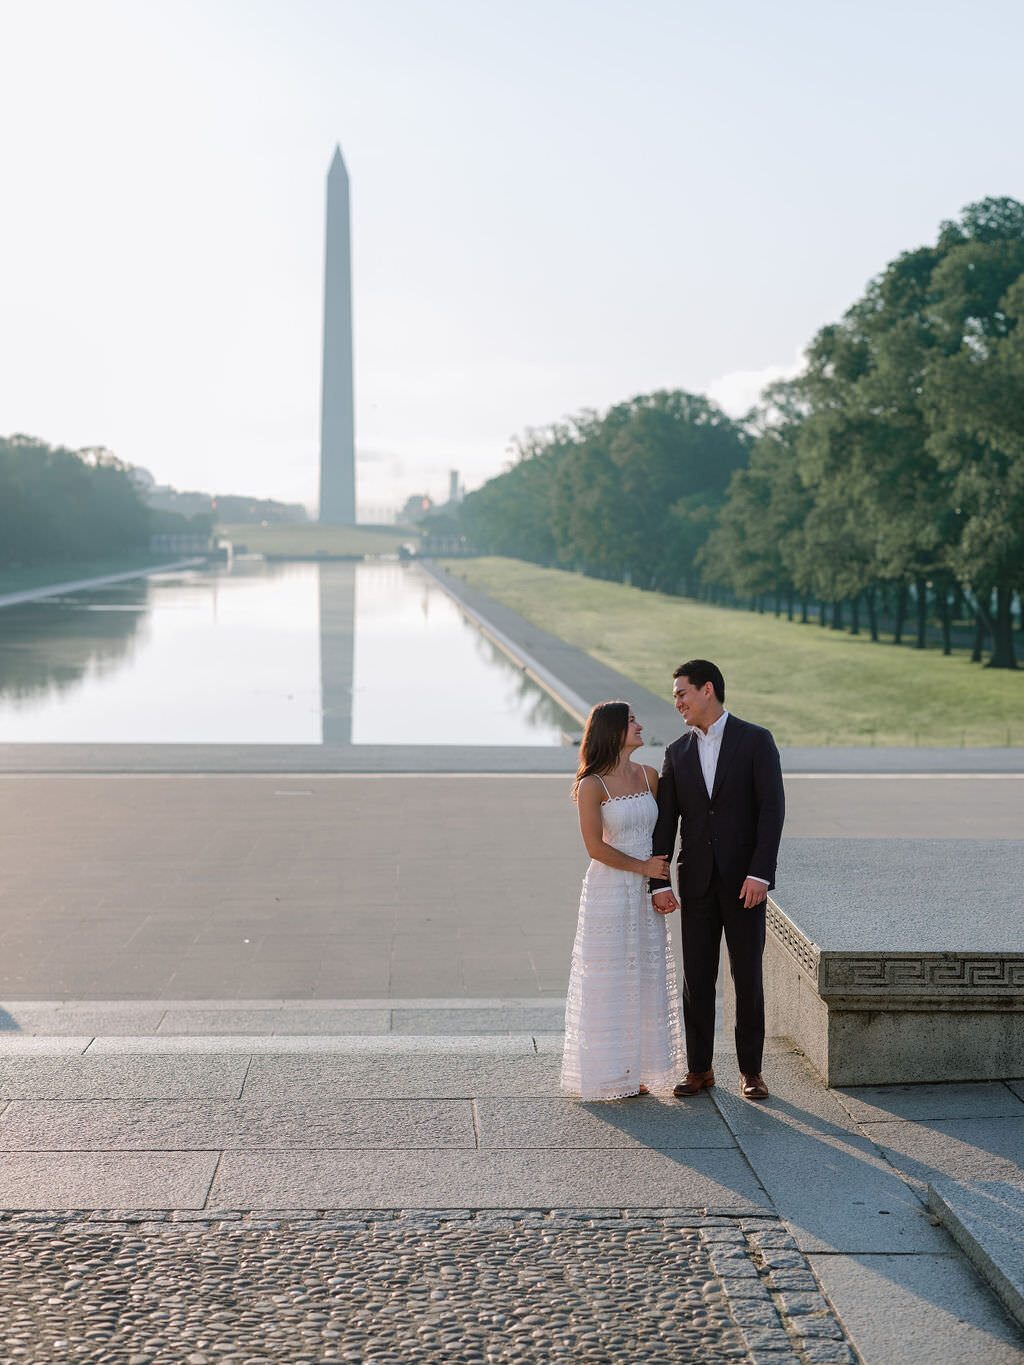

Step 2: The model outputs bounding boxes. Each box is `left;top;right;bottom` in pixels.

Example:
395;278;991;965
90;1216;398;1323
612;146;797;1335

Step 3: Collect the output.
0;565;1022;1363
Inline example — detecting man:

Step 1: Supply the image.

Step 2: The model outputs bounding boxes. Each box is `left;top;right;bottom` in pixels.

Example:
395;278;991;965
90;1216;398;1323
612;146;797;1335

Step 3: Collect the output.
649;660;785;1101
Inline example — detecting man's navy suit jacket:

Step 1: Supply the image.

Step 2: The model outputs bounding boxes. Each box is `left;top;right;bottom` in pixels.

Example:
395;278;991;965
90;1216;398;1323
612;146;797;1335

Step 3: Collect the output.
649;714;785;900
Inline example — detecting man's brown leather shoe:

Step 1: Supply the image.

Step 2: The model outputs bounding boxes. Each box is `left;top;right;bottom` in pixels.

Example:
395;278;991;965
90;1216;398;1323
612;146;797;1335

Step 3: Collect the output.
740;1073;769;1100
673;1070;715;1098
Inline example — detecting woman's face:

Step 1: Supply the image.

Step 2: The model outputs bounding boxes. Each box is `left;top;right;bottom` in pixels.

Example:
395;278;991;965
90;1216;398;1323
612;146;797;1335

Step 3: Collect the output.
623;711;643;753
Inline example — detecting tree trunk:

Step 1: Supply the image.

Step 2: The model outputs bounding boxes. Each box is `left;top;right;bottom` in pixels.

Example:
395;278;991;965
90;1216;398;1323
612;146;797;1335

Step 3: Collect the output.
774;586;782;618
820;599;827;628
832;600;843;630
867;585;879;642
915;577;927;649
972;612;985;663
986;582;1018;669
893;583;906;645
800;596;809;624
940;585;952;656
849;595;860;635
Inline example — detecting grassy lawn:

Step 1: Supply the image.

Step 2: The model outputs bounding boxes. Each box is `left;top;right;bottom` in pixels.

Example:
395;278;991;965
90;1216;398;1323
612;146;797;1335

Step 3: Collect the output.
0;553;191;599
217;523;420;557
439;557;1023;747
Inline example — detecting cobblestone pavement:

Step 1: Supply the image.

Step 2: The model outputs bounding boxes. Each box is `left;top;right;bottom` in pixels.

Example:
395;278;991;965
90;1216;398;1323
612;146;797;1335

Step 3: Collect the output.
0;1209;855;1365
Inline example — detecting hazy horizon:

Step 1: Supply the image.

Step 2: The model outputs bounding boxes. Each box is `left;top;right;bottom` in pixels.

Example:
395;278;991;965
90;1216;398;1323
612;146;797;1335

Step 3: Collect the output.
2;0;1022;516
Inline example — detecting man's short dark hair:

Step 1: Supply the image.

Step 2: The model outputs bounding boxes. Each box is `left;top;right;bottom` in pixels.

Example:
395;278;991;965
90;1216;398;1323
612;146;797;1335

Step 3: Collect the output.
673;659;725;703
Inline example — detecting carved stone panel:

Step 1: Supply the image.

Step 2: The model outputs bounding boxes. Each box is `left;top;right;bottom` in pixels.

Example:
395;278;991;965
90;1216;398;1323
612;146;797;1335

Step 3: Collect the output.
822;955;1024;994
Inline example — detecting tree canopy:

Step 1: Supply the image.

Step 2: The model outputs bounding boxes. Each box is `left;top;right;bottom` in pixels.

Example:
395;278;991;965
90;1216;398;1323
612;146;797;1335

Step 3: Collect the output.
459;196;1024;667
461;392;748;594
0;436;153;568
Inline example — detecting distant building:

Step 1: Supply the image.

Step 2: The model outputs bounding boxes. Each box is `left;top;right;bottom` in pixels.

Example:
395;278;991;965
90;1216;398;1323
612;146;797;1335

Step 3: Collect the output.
401;493;434;523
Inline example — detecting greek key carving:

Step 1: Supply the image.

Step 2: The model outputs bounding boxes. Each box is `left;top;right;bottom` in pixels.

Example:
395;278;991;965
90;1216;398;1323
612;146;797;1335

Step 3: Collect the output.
823;956;1024;993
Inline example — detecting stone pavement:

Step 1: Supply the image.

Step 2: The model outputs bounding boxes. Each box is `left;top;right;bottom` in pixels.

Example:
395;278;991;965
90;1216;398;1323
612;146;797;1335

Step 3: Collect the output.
0;1002;1022;1362
0;773;1020;999
0;1209;843;1365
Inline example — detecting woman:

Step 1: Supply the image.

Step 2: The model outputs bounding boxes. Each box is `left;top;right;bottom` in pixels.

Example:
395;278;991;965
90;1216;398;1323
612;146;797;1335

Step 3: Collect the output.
561;701;684;1100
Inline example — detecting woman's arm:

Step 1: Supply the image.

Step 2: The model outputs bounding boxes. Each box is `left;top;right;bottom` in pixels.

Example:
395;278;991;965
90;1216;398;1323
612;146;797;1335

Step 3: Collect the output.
577;777;669;879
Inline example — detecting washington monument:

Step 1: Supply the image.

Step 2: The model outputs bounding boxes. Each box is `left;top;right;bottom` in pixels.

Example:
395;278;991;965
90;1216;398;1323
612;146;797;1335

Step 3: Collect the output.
319;145;355;524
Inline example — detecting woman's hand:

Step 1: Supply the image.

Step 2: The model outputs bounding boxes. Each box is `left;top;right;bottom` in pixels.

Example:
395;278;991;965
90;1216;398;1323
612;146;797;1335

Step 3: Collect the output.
642;854;670;879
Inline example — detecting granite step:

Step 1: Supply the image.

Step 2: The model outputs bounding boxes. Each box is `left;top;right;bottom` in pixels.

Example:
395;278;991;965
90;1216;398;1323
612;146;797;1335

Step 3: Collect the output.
0;998;568;1038
928;1180;1024;1326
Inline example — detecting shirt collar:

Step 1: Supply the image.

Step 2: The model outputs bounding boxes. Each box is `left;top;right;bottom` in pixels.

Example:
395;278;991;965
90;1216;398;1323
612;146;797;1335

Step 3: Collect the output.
693;709;729;743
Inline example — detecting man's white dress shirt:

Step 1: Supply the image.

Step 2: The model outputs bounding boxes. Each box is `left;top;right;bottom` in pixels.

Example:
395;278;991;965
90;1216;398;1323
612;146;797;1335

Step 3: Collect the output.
694;709;729;797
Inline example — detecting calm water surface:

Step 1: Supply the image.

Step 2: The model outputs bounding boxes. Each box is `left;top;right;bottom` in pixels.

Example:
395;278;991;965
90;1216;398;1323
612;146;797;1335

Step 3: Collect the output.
0;560;577;745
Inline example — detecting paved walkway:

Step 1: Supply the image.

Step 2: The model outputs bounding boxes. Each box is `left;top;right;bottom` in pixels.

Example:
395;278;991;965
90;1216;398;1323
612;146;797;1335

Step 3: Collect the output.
0;773;1020;999
0;1005;1022;1362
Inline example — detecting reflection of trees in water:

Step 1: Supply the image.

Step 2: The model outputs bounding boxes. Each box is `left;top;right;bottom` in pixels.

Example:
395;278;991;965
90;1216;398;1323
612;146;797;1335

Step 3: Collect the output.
470;629;580;739
0;586;147;702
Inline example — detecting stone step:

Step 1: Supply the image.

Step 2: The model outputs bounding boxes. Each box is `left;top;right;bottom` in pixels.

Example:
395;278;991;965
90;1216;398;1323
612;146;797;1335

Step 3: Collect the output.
0;1033;560;1056
0;998;569;1037
928;1180;1024;1326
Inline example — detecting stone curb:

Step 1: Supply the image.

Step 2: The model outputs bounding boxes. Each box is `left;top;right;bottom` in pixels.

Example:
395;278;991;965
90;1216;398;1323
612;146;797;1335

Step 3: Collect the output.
701;1222;858;1364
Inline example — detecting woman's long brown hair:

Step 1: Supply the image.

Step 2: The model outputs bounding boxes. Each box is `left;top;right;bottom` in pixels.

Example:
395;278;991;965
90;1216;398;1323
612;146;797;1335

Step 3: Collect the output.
572;700;630;801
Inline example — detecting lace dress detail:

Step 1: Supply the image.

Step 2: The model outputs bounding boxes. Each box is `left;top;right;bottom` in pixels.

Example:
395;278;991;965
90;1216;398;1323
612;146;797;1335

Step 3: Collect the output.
561;782;684;1100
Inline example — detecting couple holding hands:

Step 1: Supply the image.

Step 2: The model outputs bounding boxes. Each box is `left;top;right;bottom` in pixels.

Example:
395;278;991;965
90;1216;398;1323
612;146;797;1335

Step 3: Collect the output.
560;659;786;1103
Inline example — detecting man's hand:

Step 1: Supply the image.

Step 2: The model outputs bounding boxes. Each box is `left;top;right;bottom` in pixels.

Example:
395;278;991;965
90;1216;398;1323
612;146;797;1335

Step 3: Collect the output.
652;890;679;916
739;877;768;909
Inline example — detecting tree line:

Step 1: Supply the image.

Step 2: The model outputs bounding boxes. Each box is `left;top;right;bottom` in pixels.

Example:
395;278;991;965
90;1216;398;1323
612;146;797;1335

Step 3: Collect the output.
455;198;1024;669
0;435;207;569
0;435;314;573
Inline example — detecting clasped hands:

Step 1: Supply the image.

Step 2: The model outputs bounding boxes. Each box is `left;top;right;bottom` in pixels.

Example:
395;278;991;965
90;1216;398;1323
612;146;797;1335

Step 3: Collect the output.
651;875;768;917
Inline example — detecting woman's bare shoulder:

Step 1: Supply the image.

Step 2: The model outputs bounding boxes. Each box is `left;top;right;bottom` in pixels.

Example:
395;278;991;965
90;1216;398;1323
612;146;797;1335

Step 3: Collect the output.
641;763;659;792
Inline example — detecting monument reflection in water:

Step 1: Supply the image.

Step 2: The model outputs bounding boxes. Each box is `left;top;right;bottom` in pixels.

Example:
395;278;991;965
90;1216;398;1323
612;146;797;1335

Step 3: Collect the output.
0;561;577;746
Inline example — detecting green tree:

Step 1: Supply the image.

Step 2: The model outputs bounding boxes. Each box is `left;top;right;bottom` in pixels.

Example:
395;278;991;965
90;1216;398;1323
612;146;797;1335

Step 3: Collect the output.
0;435;151;567
924;269;1024;668
551;391;747;590
700;383;812;615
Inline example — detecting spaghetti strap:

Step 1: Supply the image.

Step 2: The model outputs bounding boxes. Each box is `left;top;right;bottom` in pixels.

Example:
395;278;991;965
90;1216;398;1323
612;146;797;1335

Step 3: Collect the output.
594;774;612;800
641;765;652;795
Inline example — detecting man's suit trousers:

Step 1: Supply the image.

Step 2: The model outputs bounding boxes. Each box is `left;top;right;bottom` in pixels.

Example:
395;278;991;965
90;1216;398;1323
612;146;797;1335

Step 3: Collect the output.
680;869;766;1076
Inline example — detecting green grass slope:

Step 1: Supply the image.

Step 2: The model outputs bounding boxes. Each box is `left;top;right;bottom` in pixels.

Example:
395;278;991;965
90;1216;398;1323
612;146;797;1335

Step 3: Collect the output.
439;558;1022;747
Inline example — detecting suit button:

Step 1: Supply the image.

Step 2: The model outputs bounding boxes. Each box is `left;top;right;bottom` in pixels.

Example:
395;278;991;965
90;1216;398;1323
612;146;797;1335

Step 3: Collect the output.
709;808;714;815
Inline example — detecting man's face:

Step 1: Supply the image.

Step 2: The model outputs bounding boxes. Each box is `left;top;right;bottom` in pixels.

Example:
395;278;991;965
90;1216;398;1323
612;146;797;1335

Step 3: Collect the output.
673;675;716;730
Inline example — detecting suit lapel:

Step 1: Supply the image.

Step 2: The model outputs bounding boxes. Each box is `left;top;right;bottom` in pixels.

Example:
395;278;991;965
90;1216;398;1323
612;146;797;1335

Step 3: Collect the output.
682;729;704;793
711;715;739;799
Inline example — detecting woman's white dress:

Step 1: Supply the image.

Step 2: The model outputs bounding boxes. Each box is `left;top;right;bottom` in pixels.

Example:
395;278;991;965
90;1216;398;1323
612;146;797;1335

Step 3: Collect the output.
560;777;684;1099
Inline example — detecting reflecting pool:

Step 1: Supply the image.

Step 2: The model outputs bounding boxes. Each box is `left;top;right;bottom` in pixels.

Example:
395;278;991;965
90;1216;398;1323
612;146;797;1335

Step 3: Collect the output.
0;560;578;745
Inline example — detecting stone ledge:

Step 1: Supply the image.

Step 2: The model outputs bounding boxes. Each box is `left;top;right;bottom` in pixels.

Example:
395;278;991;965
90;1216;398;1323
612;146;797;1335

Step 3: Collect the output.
928;1180;1024;1328
762;840;1024;1084
768;903;1024;1006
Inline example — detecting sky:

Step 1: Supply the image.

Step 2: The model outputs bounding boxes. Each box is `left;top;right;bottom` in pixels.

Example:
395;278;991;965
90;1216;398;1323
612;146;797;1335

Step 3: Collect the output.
2;0;1023;517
